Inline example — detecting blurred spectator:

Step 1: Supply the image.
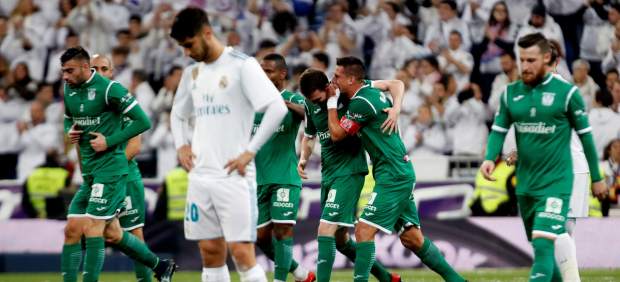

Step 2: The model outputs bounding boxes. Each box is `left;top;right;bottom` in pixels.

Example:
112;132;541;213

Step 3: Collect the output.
602;138;620;215
21;150;69;219
572;59;599;111
149;113;178;181
447;83;488;156
402;103;448;157
129;69;155;121
548;39;571;81
472;1;518;98
602;21;620;74
7;62;37;101
16;100;62;182
516;4;565;56
278;30;323;68
438;30;473;92
44;29;80;84
151;65;182;120
424;0;471;53
613;80;620;112
255;39;277;61
311;51;330;73
319;1;359;68
111;46;132;87
543;0;588;65
462;0;499;44
580;0;609;87
489;51;519;114
66;0;129;55
418;56;442;97
396;60;425;125
597;3;620;70
0;87;25;179
370;23;430;80
287;64;309;92
25;83;63;125
0;55;9;86
589;90;620;159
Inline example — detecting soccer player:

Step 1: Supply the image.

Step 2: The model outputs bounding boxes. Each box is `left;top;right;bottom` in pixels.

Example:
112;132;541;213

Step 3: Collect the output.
91;54;154;282
169;8;287;282
504;43;608;281
298;68;404;282
252;53;315;282
326;57;465;282
481;33;607;281
61;47;175;282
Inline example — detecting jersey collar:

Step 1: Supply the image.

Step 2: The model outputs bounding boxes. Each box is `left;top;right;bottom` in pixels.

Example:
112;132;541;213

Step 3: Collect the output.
541;72;553;86
351;84;369;98
83;69;97;86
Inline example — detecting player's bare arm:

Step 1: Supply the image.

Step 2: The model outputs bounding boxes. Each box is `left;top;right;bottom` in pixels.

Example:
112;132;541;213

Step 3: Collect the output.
372;79;405;134
285;100;305;118
125;135;142;160
297;135;316;179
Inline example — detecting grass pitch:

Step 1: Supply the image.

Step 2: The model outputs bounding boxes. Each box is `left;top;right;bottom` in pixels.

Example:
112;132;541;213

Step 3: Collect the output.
1;268;619;282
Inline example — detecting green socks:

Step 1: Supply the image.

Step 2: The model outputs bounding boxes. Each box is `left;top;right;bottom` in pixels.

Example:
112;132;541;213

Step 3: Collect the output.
83;237;105;282
116;231;159;269
134;261;153;282
530;238;556;281
274;237;293;281
317;236;336;282
256;237;300;273
338;239;392;282
353;241;375;282
61;243;82;282
415;237;465;282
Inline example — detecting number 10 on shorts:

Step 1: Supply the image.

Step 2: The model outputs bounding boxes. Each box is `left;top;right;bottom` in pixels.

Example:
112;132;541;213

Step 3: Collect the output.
185;202;199;222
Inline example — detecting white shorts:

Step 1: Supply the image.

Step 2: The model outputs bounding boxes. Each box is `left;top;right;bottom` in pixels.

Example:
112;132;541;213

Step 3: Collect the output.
568;172;589;218
184;173;258;242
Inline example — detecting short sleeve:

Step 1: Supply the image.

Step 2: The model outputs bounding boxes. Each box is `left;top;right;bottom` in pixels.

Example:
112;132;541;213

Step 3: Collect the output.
490;88;512;134
289;93;306;106
106;81;137;114
340;97;377;135
566;86;591;134
304;103;317;137
240;57;279;112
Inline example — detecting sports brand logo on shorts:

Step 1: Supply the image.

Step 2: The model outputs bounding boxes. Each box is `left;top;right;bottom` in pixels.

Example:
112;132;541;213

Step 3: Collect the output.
326;189;336;203
91;183;104;198
542;92;555;106
277;188;290;202
88;88;96;100
124;196;133;210
545;197;563;214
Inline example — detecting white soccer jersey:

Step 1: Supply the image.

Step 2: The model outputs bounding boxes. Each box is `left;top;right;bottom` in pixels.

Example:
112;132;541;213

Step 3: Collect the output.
171;47;280;178
570;132;589;174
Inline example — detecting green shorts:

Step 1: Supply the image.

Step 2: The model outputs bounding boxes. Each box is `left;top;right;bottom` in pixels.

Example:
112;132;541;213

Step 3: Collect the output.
257;184;301;228
320;174;365;227
359;177;420;234
118;178;146;231
518;194;570;241
67;174;128;220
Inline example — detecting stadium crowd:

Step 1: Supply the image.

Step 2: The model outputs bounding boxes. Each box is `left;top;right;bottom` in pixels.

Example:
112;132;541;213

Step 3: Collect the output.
0;0;619;186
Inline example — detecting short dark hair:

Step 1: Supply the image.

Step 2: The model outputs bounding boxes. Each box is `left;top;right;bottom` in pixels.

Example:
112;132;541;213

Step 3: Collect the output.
548;41;559;66
421;55;439;71
116;29;131;38
129;14;142;23
263;53;288;70
299;68;329;98
595;90;613;108
292;64;309;76
336;56;365;80
132;69;147;82
170;7;210;42
258;39;277;50
501;50;516;60
517;33;550;54
606;68;619;77
112;46;130;56
168;65;183;76
60;46;90;65
312;52;330;68
440;0;457;11
449;30;462;39
611;3;620;14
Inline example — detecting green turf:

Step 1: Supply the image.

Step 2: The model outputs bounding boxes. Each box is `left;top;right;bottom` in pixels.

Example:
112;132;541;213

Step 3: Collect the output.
1;268;619;282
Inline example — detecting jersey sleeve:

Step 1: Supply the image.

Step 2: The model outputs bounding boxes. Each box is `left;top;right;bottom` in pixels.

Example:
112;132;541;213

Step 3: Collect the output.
340;97;377;135
240;58;280;112
105;81;137;113
485;89;511;161
303;103;317;137
567;86;603;182
288;92;306;106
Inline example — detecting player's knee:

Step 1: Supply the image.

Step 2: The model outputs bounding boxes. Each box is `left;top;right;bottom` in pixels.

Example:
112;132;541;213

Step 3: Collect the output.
199;240;227;267
400;227;424;251
317;222;338;236
229;243;255;267
64;221;84;241
272;224;293;240
103;226;122;244
354;223;376;242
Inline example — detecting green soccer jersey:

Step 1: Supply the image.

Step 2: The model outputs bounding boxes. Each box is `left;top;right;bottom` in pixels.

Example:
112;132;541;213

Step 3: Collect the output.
122;116;142;182
340;85;414;183
305;95;368;181
64;71;149;177
485;73;602;196
253;90;304;186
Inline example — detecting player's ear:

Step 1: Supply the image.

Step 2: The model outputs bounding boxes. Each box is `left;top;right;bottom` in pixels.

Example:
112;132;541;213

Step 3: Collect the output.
542;52;551;65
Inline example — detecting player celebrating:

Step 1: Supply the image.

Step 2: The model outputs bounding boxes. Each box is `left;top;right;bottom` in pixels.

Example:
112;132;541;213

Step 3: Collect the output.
252;53;314;282
90;54;155;282
327;57;465;282
169;8;287;282
481;33;606;281
298;68;404;282
61;47;175;282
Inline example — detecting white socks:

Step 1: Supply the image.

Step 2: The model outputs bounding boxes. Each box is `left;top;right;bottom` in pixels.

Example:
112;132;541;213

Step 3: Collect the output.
554;219;580;282
292;265;309;281
202;266;230;282
239;264;267;282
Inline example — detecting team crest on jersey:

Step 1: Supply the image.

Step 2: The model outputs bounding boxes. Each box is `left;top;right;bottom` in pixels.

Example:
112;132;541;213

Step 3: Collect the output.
87;88;96;100
219;76;228;89
542;92;555;106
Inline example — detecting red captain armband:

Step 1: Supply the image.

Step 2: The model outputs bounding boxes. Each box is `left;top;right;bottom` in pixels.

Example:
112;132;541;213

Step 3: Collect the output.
339;116;361;135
